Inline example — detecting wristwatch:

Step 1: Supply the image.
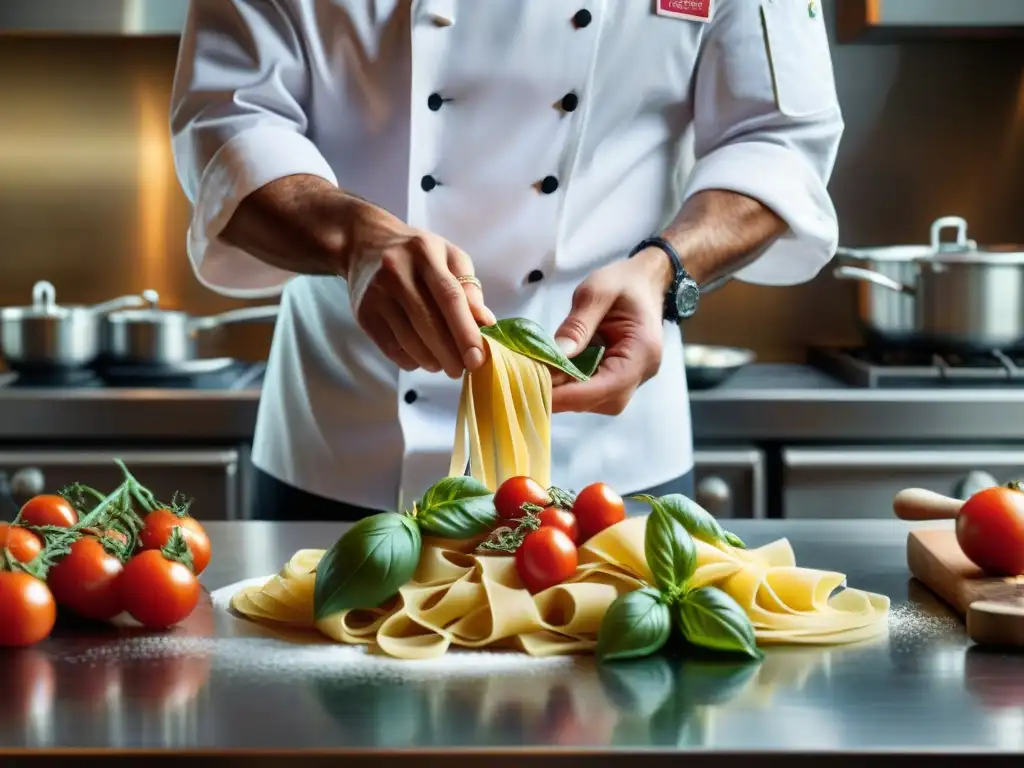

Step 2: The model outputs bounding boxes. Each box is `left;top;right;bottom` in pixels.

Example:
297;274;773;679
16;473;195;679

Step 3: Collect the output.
628;236;700;322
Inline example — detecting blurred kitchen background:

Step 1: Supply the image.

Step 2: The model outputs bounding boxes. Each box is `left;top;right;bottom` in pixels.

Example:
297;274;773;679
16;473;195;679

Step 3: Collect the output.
0;0;1022;522
1;0;1022;361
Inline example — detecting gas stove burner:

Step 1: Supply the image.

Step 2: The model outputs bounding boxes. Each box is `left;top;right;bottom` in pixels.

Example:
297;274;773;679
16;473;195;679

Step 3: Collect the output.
809;346;1024;388
96;357;246;388
5;368;102;388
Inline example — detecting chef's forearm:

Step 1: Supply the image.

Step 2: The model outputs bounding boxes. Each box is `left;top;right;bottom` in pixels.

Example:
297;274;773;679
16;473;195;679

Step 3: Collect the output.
661;190;788;287
221;174;373;277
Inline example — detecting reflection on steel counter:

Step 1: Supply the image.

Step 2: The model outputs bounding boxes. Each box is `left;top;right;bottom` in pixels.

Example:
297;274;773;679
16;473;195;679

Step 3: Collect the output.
0;520;1013;754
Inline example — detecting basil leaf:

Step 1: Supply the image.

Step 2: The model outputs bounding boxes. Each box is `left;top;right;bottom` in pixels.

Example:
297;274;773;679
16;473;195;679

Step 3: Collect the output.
724;532;746;549
634;493;745;549
414;476;497;538
570;345;605;378
644;505;697;594
313;512;422;620
675;586;762;661
597;587;671;663
481;318;589;382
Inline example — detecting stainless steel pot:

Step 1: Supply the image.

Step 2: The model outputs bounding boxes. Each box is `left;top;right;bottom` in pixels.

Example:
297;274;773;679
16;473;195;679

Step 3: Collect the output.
0;281;147;372
834;221;1024;350
834;216;974;345
101;291;280;366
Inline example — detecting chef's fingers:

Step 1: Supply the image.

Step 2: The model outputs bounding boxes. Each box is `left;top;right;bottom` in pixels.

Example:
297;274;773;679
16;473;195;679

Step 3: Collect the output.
554;280;616;357
416;242;486;372
395;269;465;379
551;355;638;414
378;300;442;373
549;370;572;387
446;244;497;328
362;314;419;371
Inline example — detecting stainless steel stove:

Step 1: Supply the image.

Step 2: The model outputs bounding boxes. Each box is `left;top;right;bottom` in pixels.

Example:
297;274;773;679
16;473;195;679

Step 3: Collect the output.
0;359;266;390
809;346;1024;388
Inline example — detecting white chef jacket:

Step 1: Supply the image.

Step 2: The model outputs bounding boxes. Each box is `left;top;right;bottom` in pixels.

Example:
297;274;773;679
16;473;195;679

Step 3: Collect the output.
171;0;843;512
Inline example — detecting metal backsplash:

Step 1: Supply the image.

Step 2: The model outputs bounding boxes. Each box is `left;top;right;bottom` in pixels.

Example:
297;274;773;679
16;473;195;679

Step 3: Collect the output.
1;1;1022;363
0;36;273;363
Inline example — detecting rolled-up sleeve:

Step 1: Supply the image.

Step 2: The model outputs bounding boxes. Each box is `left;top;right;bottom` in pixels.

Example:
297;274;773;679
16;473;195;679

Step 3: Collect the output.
170;0;337;298
683;1;844;286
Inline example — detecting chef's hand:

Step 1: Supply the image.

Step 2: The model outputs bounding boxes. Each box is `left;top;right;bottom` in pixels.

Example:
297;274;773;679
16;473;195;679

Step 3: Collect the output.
344;203;497;378
551;249;673;414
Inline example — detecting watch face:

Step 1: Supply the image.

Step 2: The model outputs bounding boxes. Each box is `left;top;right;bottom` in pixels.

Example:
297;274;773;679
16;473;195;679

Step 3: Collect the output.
675;278;700;318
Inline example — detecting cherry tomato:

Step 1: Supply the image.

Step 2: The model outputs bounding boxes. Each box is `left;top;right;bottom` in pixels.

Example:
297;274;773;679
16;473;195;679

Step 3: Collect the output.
48;537;124;621
82;527;129;547
572;482;626;543
105;529;129;546
0;571;57;647
956;486;1024;576
515;526;578;594
139;509;211;575
538;507;579;544
494;476;551;521
119;550;200;629
19;494;78;528
0;523;42;563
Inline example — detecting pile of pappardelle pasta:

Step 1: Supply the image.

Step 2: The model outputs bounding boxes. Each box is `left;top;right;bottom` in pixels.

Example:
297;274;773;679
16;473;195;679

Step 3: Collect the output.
232;329;889;660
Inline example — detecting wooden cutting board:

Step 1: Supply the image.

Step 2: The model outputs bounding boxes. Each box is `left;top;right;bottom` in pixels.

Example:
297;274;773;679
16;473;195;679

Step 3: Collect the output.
908;529;1024;647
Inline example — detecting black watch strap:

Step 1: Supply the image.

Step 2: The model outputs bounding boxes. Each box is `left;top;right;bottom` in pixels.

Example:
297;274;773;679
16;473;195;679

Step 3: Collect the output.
628;236;689;323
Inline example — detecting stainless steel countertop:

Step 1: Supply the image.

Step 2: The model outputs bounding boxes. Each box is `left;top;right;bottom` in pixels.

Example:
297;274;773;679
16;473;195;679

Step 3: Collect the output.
1;519;1021;763
3;364;1024;442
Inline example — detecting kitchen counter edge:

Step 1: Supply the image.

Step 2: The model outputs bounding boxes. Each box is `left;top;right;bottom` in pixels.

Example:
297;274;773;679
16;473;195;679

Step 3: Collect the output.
1;364;1022;441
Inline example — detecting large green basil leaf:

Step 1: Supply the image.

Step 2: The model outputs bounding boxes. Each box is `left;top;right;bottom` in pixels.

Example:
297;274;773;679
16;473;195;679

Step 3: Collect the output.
644;505;697;594
414;476;497;539
570;345;605;378
313;512;422;620
634;493;746;549
675;586;762;660
481;318;589;382
596;587;671;663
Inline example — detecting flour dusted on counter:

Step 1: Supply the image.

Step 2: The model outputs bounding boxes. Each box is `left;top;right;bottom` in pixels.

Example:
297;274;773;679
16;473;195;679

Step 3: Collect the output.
886;602;960;649
192;578;579;682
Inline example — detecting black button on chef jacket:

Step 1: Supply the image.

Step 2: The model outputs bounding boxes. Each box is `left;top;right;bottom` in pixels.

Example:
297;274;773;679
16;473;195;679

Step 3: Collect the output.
573;9;592;28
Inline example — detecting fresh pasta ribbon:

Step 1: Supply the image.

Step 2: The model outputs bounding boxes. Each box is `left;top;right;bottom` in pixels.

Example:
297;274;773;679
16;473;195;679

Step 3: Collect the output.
230;516;890;659
448;335;552;490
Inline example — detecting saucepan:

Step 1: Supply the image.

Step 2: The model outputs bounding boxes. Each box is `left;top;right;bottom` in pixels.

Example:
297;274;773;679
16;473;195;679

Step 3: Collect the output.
833;216;1024;350
833;216;973;346
100;290;280;367
684;344;756;390
0;281;147;372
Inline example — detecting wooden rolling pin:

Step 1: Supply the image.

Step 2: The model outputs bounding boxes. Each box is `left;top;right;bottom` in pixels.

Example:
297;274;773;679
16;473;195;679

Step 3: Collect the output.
892;487;962;521
895;487;1024;648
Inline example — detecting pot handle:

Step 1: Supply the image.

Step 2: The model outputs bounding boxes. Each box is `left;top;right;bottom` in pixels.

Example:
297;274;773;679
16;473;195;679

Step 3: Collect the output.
832;265;916;295
929;216;976;251
88;293;150;315
31;280;58;311
834;247;867;260
189;304;280;333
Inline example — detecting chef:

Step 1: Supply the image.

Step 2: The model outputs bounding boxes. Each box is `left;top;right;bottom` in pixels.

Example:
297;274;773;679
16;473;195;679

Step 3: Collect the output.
171;0;842;520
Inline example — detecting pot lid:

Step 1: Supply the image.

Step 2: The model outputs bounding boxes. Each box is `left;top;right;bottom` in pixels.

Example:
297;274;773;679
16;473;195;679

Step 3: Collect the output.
0;280;73;319
929;243;1024;266
105;290;187;323
837;215;982;263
